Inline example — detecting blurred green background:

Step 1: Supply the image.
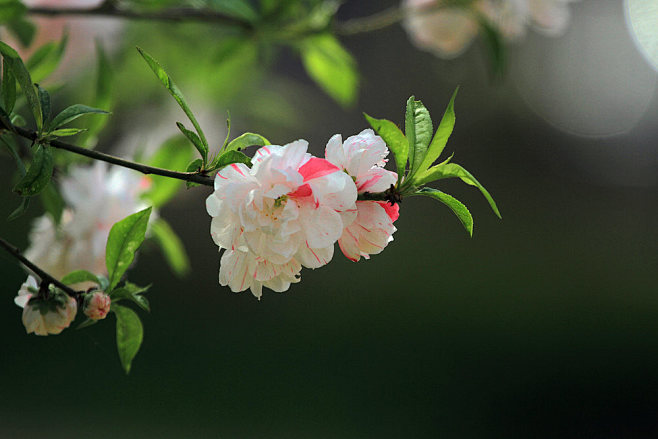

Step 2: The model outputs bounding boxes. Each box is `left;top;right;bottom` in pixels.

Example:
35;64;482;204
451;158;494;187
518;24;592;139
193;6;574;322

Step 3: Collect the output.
1;0;658;437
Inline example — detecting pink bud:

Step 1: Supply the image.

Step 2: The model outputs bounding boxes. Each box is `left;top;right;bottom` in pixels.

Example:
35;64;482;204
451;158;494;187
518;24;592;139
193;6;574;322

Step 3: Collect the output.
84;291;111;320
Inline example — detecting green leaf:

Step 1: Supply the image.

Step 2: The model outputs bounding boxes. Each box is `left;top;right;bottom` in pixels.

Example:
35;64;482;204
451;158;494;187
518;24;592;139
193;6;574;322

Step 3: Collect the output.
141;136;194;207
185;158;204;189
13;143;53;197
6;18;36;48
414;163;501;218
415;187;473;237
48;104;109;131
105;207;152;291
415;87;458;177
209;150;252;172
364;113;408;185
0;0;26;24
300;34;358;107
76;318;99;330
79;41;114;147
223;132;270;153
112;304;144;374
0;41;42;130
49;127;87;137
37;84;50;123
2;57;16;114
111;282;150;313
406;97;433;179
137;47;209;162
176;121;207;161
25;31;68;83
208;0;259;21
8;197;29;221
40;181;64;225
61;270;101;286
150;219;190;277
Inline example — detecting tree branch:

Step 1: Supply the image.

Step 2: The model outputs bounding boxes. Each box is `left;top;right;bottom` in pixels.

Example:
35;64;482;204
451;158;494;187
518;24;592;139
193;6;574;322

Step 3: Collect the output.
0;236;80;298
10;126;215;187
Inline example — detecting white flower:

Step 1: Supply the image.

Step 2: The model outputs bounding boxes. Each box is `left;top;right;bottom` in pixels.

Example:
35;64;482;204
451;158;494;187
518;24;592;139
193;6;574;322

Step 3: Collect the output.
324;129;400;262
83;291;111;320
403;0;579;59
15;277;78;336
25;162;154;280
206;140;358;298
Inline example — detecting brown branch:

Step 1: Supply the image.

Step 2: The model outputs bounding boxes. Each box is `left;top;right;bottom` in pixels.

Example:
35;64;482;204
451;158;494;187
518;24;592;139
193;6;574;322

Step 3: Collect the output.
11;126;215;187
0;236;80;298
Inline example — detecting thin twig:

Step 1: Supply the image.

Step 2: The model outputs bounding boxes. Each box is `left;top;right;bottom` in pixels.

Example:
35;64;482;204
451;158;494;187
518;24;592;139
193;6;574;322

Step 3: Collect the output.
11;126;215;187
0;237;80;298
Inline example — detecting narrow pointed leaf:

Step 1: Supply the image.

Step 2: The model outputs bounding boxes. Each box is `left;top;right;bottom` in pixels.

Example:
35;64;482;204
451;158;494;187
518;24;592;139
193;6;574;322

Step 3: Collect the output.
364;113;407;184
414;163;501;218
112;304;143;374
150;218;190;277
0;41;41;129
106;207;152;291
2;57;16;114
407;98;433;178
111;283;150;313
415;187;473;236
137;47;208;161
176;121;207;160
49;128;87;137
13;143;52;197
37;84;50;123
405;96;417;172
48;104;108;131
8;197;29;220
27;30;68;83
415;87;458;177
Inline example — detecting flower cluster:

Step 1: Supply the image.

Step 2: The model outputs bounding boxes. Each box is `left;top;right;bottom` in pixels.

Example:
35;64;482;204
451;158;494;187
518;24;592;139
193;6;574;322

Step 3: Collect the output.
206;129;399;299
403;0;579;59
25;162;154;281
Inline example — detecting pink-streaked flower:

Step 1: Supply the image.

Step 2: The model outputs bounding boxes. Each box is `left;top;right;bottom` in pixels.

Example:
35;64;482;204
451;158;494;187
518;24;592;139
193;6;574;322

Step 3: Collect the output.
15;278;78;336
25;162;154;280
324;129;400;262
83;291;111;320
206;140;358;298
402;0;579;59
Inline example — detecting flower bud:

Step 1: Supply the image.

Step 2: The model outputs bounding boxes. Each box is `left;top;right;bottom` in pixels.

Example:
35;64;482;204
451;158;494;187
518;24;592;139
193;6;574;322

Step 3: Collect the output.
83;291;111;320
19;286;78;336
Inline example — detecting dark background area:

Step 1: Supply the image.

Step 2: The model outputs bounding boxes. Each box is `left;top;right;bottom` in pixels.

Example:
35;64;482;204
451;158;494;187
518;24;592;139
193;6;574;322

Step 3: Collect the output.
1;1;657;437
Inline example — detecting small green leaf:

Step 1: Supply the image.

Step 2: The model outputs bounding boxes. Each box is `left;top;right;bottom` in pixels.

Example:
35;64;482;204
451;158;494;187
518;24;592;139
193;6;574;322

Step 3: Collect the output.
406;97;433;179
106;207;152;291
76;318;99;330
364;113;408;185
13;143;53;197
209;150;252;172
112;304;144;374
2;58;16;114
209;0;259;21
0;41;42;129
414;163;501;218
185;158;204;189
415;187;473;237
48;104;109;131
141;136;195;207
300;34;358;107
49;127;87;137
40;181;64;225
150;219;190;277
8;196;29;221
137;47;209;162
26;30;68;83
415;87;458;177
111;282;151;313
224;132;270;153
37;84;50;123
61;269;101;286
176;121;207;161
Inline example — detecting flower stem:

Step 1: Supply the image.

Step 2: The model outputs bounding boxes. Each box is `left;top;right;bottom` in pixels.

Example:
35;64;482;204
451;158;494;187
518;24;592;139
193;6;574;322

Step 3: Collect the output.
0;237;80;298
11;126;215;187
